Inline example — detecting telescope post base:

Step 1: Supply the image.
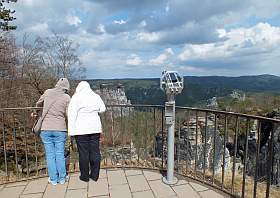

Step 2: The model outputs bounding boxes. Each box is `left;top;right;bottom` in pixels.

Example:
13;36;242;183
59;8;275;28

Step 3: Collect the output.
162;176;178;185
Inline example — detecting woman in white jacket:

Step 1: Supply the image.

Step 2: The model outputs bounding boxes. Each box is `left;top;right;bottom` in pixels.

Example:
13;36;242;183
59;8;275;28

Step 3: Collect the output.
68;81;106;182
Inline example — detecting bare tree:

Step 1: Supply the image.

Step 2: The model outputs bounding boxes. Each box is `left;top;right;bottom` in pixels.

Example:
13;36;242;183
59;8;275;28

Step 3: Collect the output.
0;32;86;107
0;32;16;76
43;33;86;79
0;31;17;107
18;33;86;97
19;34;55;95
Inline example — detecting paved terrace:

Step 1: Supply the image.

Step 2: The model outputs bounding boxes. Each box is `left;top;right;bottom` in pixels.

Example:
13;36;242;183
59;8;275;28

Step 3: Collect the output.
0;168;228;198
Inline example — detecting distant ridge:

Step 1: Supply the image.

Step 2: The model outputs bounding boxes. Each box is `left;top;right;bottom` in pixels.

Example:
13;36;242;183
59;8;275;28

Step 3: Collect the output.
87;74;280;106
184;75;280;92
87;74;280;81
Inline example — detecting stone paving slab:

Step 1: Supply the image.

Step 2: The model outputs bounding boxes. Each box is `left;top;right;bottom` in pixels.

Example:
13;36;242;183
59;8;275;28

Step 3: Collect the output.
65;189;87;198
0;169;228;198
43;182;68;198
199;189;225;198
6;181;28;187
20;193;43;198
0;185;25;198
107;169;127;186
88;178;109;197
143;170;163;181
189;181;208;192
89;196;109;198
149;180;176;198
127;174;150;192
170;179;188;186
109;183;132;198
99;169;107;179
23;178;48;195
132;190;155;198
68;174;88;190
172;184;200;198
125;169;142;176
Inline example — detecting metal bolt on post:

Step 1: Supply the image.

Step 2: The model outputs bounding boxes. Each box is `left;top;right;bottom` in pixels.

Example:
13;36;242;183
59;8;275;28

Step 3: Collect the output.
160;70;184;185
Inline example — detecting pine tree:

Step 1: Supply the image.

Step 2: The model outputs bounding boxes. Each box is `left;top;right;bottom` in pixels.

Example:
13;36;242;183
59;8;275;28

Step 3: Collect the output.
0;0;17;31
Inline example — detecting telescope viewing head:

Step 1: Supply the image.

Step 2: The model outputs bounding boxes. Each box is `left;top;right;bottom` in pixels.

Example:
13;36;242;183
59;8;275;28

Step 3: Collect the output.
160;70;184;96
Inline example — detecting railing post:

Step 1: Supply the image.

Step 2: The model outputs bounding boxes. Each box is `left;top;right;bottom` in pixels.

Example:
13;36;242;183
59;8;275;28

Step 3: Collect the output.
241;118;250;198
221;114;228;190
161;108;164;169
12;112;19;179
195;111;198;178
185;110;190;174
253;120;261;198
231;116;239;194
266;122;276;198
1;111;8;180
153;107;156;168
203;112;208;182
176;116;180;173
23;110;30;178
212;114;217;184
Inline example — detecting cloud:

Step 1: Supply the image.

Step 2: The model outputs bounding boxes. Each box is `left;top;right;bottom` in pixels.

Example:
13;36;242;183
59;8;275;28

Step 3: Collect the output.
178;23;280;61
139;20;147;28
88;0;280;45
114;20;127;25
22;0;34;6
179;65;205;72
96;24;106;34
27;23;49;35
150;21;224;45
66;15;82;27
91;0;164;12
165;3;170;13
176;23;280;77
150;48;174;65
11;0;97;35
137;32;160;43
9;0;280;78
126;54;142;65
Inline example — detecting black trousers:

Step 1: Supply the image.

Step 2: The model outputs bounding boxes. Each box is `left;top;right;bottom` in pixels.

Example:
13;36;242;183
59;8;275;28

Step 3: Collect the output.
75;133;101;182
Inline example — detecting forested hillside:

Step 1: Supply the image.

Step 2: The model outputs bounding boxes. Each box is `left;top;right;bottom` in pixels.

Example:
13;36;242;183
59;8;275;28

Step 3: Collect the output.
88;74;280;106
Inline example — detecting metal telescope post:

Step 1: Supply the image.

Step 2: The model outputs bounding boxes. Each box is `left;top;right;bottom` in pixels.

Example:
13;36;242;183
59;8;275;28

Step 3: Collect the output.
160;70;184;185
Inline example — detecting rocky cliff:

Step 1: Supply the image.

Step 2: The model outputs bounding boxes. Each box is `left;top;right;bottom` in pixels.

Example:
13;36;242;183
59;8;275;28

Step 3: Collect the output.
94;83;131;117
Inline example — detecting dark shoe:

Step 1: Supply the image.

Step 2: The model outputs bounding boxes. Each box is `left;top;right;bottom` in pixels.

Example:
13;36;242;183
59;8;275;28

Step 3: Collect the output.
79;176;89;182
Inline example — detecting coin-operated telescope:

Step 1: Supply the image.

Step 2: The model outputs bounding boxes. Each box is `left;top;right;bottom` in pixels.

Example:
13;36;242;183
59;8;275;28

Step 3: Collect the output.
160;70;184;98
160;70;184;185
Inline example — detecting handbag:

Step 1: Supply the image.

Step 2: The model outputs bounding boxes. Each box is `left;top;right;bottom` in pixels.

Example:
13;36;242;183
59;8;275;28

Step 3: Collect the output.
32;100;56;136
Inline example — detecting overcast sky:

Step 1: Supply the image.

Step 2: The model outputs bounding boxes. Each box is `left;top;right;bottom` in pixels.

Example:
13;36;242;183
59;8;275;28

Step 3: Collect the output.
10;0;280;78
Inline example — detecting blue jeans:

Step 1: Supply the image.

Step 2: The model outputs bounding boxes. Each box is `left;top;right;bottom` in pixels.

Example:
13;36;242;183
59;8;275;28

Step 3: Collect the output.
40;131;67;183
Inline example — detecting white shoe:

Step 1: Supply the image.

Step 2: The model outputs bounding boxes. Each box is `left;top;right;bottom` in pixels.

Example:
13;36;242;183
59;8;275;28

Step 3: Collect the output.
59;180;65;185
48;177;57;186
59;175;69;185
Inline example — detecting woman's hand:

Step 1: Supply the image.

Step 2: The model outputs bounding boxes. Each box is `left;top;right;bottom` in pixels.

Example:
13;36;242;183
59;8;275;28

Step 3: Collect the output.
31;112;38;119
100;133;105;145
